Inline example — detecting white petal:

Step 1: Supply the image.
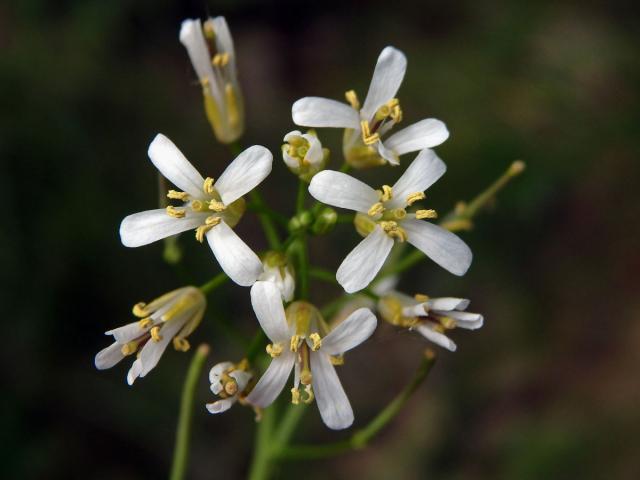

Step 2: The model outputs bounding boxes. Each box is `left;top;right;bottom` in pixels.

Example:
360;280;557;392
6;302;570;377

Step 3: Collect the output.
427;297;470;311
209;361;233;384
206;397;236;414
127;359;143;385
209;17;235;63
308;170;379;213
336;226;394;293
415;324;457;351
245;350;296;408
361;47;407;121
148;134;205;198
120;209;204;248
370;275;399;296
206;221;262;286
106;320;148;344
94;343;125;370
136;317;185;379
303;133;323;165
250;281;290;342
442;311;484;330
388;149;446;208
376;140;400;166
311;352;354;430
283;130;303;142
292;97;360;128
383;119;449;156
211;382;223;395
230;370;252;391
322;308;377;355
403;219;472;276
214;145;273;205
282;150;299;170
179;20;216;92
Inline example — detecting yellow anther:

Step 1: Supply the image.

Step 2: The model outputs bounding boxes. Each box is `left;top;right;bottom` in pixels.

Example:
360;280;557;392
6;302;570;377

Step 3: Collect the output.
403;317;420;328
224;82;242;131
360;120;380;145
190;200;207;212
414;293;430;303
206;215;221;226
439;316;457;330
309;333;322;352
195;217;221;243
224;379;238;396
209;200;226;212
121;341;138;356
291;387;300;405
173;337;191;352
345;89;360;110
406;192;426;206
300;369;312;386
386;98;399;109
389;208;407;220
237;358;250;371
302;384;314;404
330;354;344;366
380;185;393;202
368;202;385;217
266;343;283;358
375;104;391;121
203;177;216;194
203;20;215;39
432;324;445;334
166;205;186;218
150;326;163;342
132;302;149;318
138;317;153;329
380;221;407;242
212;52;230;67
415;209;438;219
290;335;302;352
167;190;190;201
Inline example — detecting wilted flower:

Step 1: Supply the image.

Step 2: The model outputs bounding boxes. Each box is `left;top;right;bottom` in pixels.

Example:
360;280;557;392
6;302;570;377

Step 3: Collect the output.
119;134;272;286
246;282;377;430
292;47;448;168
207;359;253;414
180;17;244;144
259;251;295;302
281;129;329;182
309;149;472;293
95;287;206;384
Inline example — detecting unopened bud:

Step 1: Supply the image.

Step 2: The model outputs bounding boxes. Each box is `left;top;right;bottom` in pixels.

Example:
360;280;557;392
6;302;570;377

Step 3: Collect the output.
311;207;337;235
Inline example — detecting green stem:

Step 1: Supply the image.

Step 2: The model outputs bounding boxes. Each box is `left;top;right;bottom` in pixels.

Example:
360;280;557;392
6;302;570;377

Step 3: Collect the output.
169;344;210;480
336;213;354;224
199;271;228;295
275;350;437;460
248;406;276;480
297;236;309;300
296;179;306;214
309;266;337;285
247;202;289;227
274;403;308;447
246;330;267;363
251;190;282;250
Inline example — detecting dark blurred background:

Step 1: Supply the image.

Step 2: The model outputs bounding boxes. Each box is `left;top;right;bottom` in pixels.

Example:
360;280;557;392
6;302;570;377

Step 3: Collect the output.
2;0;639;478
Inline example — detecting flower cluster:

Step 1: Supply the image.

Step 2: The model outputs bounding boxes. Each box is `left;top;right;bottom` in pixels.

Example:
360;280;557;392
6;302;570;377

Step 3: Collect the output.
95;15;493;432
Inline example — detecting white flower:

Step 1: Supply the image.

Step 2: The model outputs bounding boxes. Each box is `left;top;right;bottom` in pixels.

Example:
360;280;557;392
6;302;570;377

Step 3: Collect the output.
119;134;272;286
206;360;253;414
281;130;328;181
180;17;244;144
292;46;449;167
308;149;472;293
245;282;377;430
258;251;295;302
378;292;483;351
94;287;206;385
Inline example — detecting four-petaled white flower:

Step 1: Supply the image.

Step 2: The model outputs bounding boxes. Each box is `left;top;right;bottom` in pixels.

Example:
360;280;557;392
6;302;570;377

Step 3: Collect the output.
309;148;472;293
378;293;483;351
207;360;253;414
245;281;377;430
94;286;206;385
292;46;449;167
281;130;328;181
120;134;272;287
180;17;244;144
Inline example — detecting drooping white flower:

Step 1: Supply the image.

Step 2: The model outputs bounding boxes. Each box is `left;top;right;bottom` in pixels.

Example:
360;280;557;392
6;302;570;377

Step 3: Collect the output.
95;287;206;385
180;17;244;144
206;360;253;414
120;134;272;286
308;148;472;293
292;46;449;168
281;129;329;181
378;292;483;351
258;251;295;302
245;282;377;430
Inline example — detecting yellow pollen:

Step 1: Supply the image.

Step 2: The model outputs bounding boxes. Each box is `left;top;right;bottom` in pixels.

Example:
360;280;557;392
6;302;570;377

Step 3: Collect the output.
203;21;215;39
387;98;399;109
302;384;314;404
375;104;391;121
389;208;407;220
167;190;190;201
121;341;138;356
360;120;380;145
291;387;300;405
406;192;426;206
166;205;186;218
203;177;216;194
439;316;457;330
345;89;360;109
224;379;238;396
206;215;221;226
150;326;163;342
379;185;393;202
290;335;302;352
195;217;221;243
266;343;283;358
415;209;438;219
173;337;191;352
308;333;322;352
212;52;230;67
414;293;430;303
330;355;344;365
132;302;149;318
368;202;385;217
209;200;226;212
138;317;153;329
380;221;407;242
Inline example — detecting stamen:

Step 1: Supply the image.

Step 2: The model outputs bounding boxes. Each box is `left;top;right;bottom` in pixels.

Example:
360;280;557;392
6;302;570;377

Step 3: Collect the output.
132;302;149;318
290;334;302;352
387;98;402;123
368;202;385;217
191;200;207;212
121;341;138;356
138;317;153;329
266;343;283;358
345;90;360;110
360;120;380;145
415;209;438;219
195;217;221;243
166;205;186;218
224;379;238;396
224;83;241;130
375;104;391;121
299;345;312;385
380;221;407;242
212;52;230;67
308;332;322;352
150;326;163;342
388;208;407;220
291;387;300;405
173;337;191;352
330;354;344;366
379;185;393;202
167;190;190;201
203;21;215;40
439;316;457;330
209;200;226;212
302;384;314;404
406;192;425;206
414;293;429;303
203;177;216;194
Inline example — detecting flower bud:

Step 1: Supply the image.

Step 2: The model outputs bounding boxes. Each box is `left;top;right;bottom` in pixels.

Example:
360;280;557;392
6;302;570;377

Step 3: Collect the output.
259;251;295;302
311;207;337;235
282;130;329;181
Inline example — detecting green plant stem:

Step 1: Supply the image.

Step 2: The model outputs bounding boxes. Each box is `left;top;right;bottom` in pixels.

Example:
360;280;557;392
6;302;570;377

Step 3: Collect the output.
169;344;210;480
248;405;276;480
246;330;267;363
247;201;289;227
296;179;306;214
296;236;309;300
199;271;228;295
336;213;354;224
309;266;337;285
274;350;437;460
274;403;308;447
